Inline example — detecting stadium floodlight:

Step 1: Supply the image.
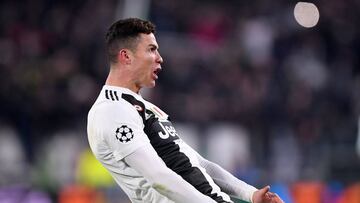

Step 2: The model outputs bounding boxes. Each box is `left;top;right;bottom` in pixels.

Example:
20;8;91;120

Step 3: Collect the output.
294;2;320;28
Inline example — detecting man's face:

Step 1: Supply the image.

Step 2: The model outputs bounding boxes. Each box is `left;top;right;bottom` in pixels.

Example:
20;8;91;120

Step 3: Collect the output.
131;33;163;90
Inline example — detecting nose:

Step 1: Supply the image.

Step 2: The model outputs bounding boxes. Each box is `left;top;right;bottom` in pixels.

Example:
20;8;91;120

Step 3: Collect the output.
156;51;163;64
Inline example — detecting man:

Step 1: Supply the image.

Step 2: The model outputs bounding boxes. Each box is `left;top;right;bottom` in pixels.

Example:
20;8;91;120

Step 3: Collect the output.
87;18;284;203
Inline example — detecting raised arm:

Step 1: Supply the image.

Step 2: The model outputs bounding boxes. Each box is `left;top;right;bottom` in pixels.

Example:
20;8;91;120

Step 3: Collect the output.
124;143;217;203
180;141;283;203
196;154;257;202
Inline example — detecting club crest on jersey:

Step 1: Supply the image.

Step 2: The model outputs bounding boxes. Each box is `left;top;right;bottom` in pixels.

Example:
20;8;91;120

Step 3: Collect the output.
115;125;134;143
134;104;143;112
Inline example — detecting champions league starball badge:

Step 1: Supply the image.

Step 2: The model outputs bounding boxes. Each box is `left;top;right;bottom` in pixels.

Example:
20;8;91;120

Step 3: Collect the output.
115;125;134;143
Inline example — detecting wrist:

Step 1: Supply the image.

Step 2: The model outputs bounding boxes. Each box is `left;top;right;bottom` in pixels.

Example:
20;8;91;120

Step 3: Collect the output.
250;190;256;203
244;186;257;203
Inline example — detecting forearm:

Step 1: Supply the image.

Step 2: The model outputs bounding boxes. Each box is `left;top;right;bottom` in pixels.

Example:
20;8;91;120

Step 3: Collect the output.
125;145;216;203
148;167;216;203
200;159;257;202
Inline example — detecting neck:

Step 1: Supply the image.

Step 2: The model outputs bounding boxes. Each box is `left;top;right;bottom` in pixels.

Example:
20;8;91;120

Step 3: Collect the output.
105;66;140;93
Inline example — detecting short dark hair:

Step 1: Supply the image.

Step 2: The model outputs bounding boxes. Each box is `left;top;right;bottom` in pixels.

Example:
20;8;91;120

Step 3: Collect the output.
105;18;156;64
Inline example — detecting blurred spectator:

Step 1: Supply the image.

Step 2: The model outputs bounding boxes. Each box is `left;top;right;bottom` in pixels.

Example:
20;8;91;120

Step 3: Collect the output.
0;124;28;185
33;129;86;188
269;125;301;183
76;149;114;188
173;123;202;152
0;185;51;203
205;124;251;176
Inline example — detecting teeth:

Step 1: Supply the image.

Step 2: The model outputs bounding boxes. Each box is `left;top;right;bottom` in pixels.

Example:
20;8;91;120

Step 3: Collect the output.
154;69;160;75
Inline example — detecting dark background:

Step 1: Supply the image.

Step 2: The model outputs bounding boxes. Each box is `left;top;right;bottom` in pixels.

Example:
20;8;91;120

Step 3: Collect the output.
0;0;359;202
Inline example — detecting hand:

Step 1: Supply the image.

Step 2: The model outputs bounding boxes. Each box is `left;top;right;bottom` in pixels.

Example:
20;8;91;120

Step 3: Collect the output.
252;186;284;203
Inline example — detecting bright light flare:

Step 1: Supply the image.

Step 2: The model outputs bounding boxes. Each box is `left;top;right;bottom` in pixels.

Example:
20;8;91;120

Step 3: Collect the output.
294;2;320;28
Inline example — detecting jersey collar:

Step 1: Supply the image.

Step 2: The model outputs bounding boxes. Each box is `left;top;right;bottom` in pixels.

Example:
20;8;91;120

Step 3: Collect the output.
103;85;143;100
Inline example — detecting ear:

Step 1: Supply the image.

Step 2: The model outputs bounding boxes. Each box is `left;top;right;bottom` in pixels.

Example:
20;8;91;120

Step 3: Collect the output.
118;49;132;64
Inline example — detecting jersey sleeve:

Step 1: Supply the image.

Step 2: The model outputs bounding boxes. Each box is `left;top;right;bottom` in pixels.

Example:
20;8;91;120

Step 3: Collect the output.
181;141;257;202
124;144;218;203
95;101;150;160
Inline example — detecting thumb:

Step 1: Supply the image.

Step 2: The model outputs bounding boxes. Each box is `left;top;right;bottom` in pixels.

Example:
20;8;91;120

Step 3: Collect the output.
258;185;270;196
252;185;271;203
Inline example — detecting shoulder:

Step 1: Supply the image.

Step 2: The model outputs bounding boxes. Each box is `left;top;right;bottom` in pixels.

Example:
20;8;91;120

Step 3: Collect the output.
89;98;141;124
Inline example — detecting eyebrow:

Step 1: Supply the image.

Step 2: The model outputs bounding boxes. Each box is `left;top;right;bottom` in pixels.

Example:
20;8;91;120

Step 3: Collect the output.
149;44;159;49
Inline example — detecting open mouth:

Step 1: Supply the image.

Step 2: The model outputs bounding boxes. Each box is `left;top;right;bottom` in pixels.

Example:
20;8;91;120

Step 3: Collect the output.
153;68;162;79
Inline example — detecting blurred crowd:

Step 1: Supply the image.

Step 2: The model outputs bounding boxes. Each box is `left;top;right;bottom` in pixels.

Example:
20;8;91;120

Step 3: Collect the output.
0;0;360;202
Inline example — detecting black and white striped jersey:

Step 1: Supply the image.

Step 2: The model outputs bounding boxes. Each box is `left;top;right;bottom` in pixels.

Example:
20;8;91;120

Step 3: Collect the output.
87;85;232;203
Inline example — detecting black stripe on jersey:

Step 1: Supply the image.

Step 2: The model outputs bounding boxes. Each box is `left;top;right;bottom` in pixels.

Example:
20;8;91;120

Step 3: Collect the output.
105;90;110;99
109;90;115;101
121;93;229;203
114;91;119;101
152;136;229;203
105;89;119;101
145;112;228;203
121;94;146;121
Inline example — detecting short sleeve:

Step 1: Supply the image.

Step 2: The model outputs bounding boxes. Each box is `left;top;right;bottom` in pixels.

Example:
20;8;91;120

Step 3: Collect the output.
95;101;150;160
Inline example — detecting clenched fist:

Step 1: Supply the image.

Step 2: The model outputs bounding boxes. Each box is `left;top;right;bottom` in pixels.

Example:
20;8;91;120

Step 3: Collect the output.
252;186;284;203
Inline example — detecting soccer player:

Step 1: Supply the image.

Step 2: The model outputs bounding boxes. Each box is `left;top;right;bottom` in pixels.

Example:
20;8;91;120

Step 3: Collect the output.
87;18;284;203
